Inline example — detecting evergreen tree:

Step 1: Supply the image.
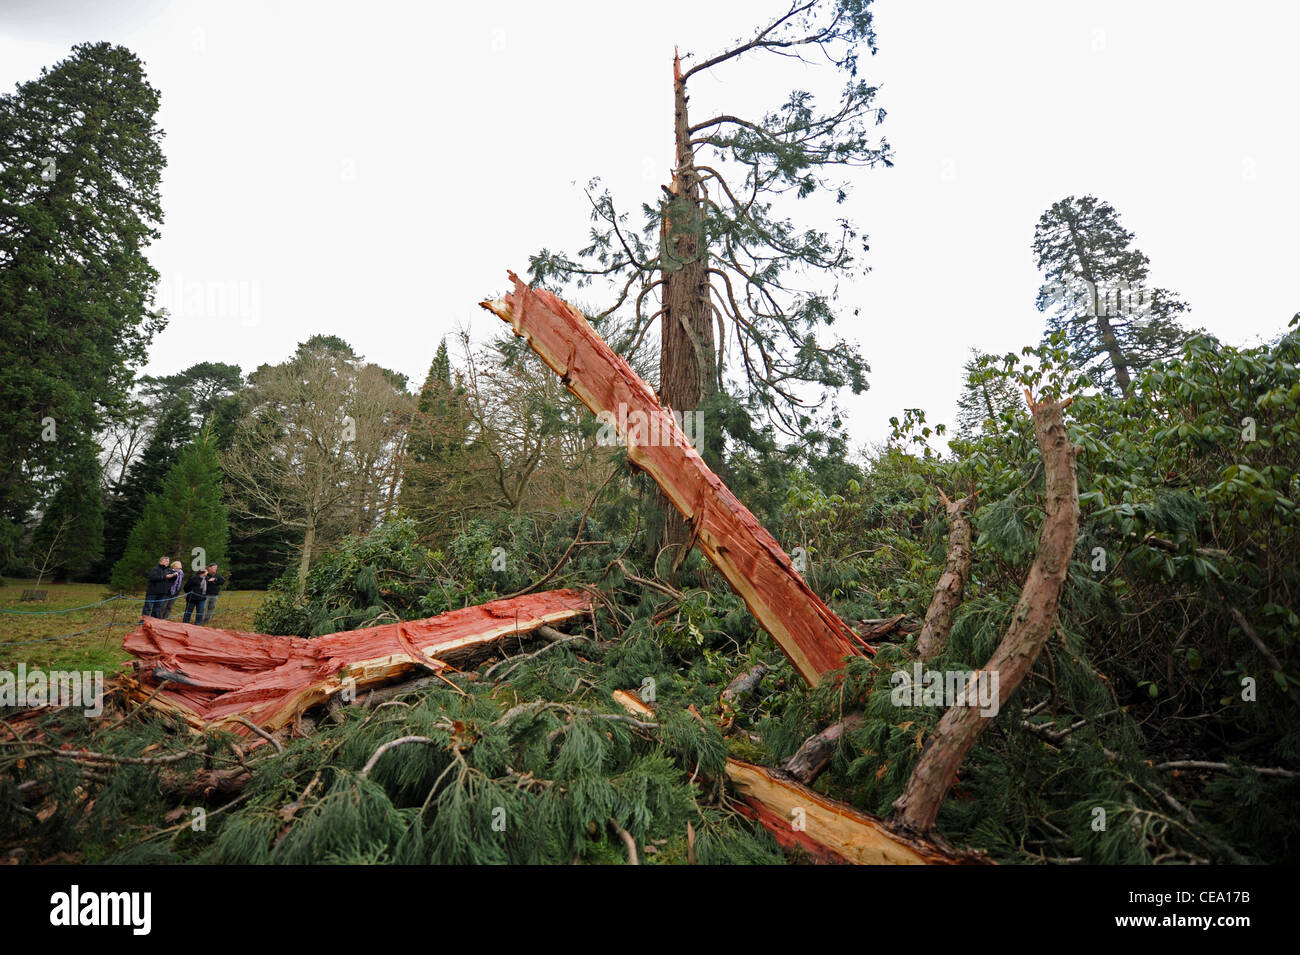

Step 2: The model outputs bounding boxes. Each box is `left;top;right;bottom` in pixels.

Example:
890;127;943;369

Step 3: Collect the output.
98;363;243;576
29;439;104;582
0;43;167;558
1033;195;1189;394
109;435;228;593
400;340;475;540
530;0;890;565
954;349;1023;439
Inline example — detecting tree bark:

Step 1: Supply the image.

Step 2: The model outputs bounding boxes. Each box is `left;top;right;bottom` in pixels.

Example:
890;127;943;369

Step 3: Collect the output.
119;588;591;735
482;276;864;683
781;712;864;785
915;491;974;660
296;518;315;598
893;394;1079;833
656;52;717;572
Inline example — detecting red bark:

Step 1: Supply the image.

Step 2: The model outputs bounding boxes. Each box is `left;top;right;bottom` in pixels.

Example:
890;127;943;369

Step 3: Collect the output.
119;588;591;735
481;274;866;683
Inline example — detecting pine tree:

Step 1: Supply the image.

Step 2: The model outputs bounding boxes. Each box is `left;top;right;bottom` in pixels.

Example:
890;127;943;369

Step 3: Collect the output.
1033;195;1189;394
109;435;228;593
954;350;1023;439
0;43;166;557
400;340;477;540
98;363;244;576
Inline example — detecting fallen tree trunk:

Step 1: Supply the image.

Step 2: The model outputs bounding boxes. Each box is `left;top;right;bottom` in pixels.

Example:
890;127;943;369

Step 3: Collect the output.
610;692;979;864
893;394;1080;833
481;273;865;683
118;589;591;736
725;760;985;865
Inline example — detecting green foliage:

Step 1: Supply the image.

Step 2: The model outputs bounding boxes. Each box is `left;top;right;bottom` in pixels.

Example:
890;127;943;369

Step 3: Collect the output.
1033;195;1191;393
109;434;228;592
29;438;103;580
0;42;166;550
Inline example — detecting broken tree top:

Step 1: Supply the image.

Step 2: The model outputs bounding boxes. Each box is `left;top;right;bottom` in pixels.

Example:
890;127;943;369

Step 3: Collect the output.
481;272;867;683
120;589;590;734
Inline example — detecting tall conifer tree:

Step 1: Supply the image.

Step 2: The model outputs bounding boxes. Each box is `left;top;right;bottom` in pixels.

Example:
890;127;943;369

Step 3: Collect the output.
109;435;228;593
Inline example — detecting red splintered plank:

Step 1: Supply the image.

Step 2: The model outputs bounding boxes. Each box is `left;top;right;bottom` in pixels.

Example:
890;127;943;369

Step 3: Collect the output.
120;588;590;734
481;272;866;684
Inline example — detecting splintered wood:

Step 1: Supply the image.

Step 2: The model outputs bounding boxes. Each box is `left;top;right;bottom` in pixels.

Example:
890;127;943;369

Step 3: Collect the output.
725;760;982;865
482;273;866;683
119;589;590;735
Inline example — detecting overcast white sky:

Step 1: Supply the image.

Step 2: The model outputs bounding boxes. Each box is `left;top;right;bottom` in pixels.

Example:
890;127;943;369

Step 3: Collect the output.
3;0;1297;449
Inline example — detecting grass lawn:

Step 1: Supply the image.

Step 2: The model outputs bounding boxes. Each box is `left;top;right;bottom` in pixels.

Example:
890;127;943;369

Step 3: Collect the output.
0;580;267;674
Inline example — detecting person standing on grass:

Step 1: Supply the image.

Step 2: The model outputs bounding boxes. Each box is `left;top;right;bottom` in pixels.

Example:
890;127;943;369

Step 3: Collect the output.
142;555;176;619
182;568;208;624
159;560;184;619
198;563;225;625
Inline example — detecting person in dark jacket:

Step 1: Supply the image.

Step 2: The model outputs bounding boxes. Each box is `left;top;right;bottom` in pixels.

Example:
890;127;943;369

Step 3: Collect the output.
159;560;185;619
197;564;225;625
142;556;177;619
182;569;208;624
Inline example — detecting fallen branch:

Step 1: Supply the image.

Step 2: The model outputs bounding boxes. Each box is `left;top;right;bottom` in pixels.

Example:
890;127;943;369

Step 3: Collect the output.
781;712;864;785
1155;760;1299;779
359;735;439;780
725;760;987;865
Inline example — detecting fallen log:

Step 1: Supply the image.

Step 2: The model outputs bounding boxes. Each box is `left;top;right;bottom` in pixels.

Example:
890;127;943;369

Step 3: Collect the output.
118;589;591;736
720;663;768;705
611;691;978;864
724;760;985;865
482;273;866;684
780;712;864;785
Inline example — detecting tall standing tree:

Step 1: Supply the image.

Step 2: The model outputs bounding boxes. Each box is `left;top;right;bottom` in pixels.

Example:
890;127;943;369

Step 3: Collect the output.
1033;195;1190;395
223;337;412;596
530;0;890;567
108;434;228;594
0;43;167;562
400;340;474;538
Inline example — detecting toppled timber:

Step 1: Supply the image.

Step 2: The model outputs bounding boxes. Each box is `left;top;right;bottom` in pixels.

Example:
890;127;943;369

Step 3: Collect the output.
119;589;591;736
725;760;984;865
780;712;864;785
482;273;865;683
611;691;978;864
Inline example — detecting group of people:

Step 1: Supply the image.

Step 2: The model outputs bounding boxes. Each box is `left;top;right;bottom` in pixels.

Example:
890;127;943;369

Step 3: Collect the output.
141;555;226;625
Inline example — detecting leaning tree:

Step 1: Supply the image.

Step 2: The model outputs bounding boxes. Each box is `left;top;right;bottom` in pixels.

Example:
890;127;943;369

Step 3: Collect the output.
530;0;891;569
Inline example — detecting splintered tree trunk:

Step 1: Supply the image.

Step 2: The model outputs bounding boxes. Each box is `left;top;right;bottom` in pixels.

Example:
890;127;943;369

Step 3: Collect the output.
915;491;975;661
893;395;1079;833
120;589;591;735
656;52;716;571
482;275;863;683
725;760;983;864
